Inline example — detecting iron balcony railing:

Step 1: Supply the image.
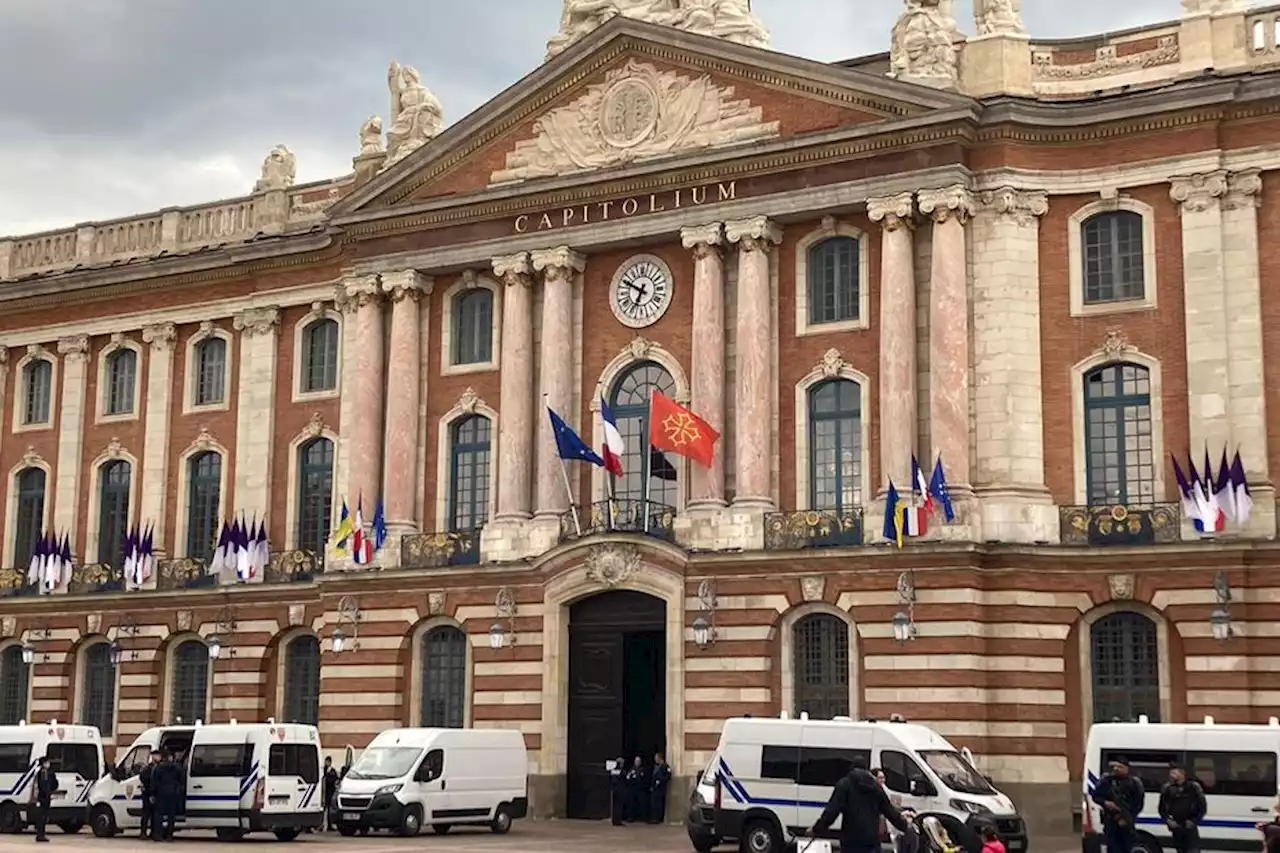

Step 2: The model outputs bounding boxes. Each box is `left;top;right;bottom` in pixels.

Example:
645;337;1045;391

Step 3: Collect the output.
559;499;677;543
764;508;865;550
400;529;482;569
1059;503;1181;546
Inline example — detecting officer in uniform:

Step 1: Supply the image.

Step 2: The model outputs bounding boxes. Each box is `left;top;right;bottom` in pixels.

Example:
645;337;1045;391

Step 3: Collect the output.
609;756;626;825
649;752;672;824
138;750;161;839
626;756;647;823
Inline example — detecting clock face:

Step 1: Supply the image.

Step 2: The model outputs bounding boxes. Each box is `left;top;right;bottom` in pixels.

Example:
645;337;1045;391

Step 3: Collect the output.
611;257;673;328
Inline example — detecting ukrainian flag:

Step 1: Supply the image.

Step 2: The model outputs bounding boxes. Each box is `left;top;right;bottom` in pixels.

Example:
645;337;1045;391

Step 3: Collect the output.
332;500;354;555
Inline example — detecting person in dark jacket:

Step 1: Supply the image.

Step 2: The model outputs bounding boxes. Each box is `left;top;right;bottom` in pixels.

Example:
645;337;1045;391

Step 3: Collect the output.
322;757;339;831
151;751;184;841
626;756;647;823
1092;757;1145;853
138;750;161;839
31;756;57;843
609;756;626;825
649;752;672;824
808;757;909;853
1158;764;1206;853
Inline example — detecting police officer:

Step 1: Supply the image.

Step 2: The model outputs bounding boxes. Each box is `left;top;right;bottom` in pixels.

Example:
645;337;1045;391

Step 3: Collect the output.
649;752;671;824
31;755;57;843
138;750;161;839
1092;756;1145;853
322;756;339;832
609;756;626;826
626;756;647;823
151;751;184;841
1159;763;1206;853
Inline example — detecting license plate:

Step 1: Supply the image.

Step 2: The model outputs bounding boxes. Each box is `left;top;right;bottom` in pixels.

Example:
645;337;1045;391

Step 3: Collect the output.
51;793;64;801
343;813;361;821
1008;842;1023;850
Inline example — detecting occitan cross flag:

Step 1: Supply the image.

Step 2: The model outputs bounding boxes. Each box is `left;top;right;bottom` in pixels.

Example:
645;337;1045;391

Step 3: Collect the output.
648;391;720;469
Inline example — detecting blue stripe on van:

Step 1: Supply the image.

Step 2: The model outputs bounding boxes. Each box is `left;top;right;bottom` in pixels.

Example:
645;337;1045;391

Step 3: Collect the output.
1087;770;1262;830
1;761;38;798
299;783;316;809
717;758;829;810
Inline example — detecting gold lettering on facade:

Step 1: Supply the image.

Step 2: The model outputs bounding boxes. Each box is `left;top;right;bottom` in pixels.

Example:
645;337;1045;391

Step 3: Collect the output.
621;198;639;216
510;181;743;234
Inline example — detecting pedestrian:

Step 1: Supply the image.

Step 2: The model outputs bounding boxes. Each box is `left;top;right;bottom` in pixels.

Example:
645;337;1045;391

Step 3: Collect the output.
609;756;626;826
323;756;339;831
1091;756;1144;853
1258;798;1280;853
152;751;184;841
649;752;671;824
981;824;1007;853
807;756;909;853
626;756;647;823
31;755;56;843
138;749;161;839
1159;764;1206;853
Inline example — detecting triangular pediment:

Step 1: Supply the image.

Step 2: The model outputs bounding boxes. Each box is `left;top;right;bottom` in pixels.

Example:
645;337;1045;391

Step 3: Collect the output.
331;17;975;218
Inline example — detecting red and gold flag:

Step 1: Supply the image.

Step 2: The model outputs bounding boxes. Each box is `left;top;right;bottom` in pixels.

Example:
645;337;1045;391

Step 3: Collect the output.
648;391;720;469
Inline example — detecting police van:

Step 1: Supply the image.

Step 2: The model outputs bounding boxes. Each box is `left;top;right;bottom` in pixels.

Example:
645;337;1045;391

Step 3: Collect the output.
88;719;323;841
1084;717;1280;853
0;721;103;835
686;714;1027;853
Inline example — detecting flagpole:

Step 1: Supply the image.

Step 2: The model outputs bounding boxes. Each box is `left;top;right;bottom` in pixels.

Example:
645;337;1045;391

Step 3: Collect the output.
642;447;652;533
559;458;582;538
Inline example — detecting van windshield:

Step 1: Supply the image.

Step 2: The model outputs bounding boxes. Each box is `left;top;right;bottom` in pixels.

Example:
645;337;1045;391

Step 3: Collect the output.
347;747;422;780
919;750;994;796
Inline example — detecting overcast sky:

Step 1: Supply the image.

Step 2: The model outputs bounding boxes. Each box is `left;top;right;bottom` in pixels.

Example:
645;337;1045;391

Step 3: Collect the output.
0;0;1185;237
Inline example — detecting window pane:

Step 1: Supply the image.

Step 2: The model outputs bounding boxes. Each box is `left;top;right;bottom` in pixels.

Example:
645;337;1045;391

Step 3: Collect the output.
1090;611;1160;723
105;349;137;416
24;360;51;425
80;642;117;736
453;290;494;366
195;338;226;406
98;461;132;567
170;640;208;724
793;614;849;719
808;237;859;325
303;319;339;393
1082;212;1145;304
449;417;491;532
808;379;862;510
608;362;678;507
297;439;334;553
420;627;466;728
1083;363;1154;505
283;635;320;726
186;452;221;561
13;468;46;571
0;646;29;726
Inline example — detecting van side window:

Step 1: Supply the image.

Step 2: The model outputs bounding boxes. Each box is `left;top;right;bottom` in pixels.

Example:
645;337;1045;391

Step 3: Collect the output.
189;744;250;778
762;745;799;781
118;745;150;777
1188;751;1278;798
47;743;100;780
417;749;443;783
269;744;320;784
1100;749;1182;794
798;747;871;787
881;750;930;795
0;742;30;774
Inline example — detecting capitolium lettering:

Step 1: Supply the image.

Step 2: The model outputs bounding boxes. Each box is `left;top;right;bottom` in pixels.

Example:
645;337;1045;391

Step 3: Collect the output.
513;181;737;234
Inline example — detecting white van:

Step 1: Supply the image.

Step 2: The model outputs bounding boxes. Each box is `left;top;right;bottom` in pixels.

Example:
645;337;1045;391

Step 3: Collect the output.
0;722;103;835
686;716;1027;853
334;727;528;837
1084;718;1280;853
88;720;323;841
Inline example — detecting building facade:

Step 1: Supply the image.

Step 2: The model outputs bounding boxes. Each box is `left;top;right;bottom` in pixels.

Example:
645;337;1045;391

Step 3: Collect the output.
1;0;1280;836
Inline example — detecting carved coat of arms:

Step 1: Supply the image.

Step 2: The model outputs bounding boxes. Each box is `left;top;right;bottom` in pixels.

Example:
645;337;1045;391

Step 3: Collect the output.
584;543;641;589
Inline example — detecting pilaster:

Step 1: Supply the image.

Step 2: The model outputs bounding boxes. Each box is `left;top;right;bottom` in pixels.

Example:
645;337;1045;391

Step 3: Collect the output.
231;306;281;527
53;335;89;547
340;274;386;522
138;323;176;563
682;222;728;511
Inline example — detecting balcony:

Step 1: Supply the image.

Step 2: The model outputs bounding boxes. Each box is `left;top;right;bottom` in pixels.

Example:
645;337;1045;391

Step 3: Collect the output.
400;530;481;569
68;562;124;595
560;499;677;544
764;508;865;550
156;558;217;591
265;549;322;583
0;568;37;598
1059;503;1181;547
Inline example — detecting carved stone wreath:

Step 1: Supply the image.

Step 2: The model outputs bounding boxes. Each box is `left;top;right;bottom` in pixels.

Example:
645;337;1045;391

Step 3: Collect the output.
583;543;641;589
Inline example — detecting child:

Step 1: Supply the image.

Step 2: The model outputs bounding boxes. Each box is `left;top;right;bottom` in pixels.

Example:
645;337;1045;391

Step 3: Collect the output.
981;824;1007;853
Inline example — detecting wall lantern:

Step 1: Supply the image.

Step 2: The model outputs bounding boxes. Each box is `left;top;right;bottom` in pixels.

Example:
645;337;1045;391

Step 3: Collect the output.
1212;571;1234;642
21;621;52;666
489;587;517;650
205;607;237;660
109;616;141;666
331;596;361;654
694;580;717;650
892;571;917;643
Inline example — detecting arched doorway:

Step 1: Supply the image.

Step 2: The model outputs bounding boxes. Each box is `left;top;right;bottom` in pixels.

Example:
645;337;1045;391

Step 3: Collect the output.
566;590;666;819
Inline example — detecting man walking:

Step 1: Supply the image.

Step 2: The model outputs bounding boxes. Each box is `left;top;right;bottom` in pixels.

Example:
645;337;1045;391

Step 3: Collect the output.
31;756;56;843
323;756;339;831
1159;764;1206;853
808;756;909;853
649;752;671;824
1092;756;1145;853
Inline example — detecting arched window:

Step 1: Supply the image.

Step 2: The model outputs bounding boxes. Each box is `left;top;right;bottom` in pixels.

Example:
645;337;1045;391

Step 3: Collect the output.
297;438;334;553
186;452;221;561
1091;611;1160;723
420;626;466;728
13;467;46;570
792;613;850;720
301;318;339;393
194;338;227;406
808;237;860;325
79;642;117;736
0;645;28;726
98;460;131;566
1082;211;1145;304
453;290;494;366
608;362;678;506
448;416;491;532
1084;363;1154;505
104;349;137;416
170;640;209;724
808;378;863;510
22;359;52;425
282;635;321;725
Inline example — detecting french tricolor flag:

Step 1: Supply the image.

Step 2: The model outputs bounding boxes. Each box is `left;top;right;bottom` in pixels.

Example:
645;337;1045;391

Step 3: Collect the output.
600;396;625;478
352;498;374;565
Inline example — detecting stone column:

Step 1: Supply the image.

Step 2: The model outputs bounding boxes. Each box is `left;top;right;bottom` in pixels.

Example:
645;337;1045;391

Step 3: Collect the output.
532;246;585;518
341;274;386;511
1170;172;1231;453
918;185;975;498
381;271;432;536
231;307;281;523
682;223;728;507
53;335;89;547
138;323;176;560
868;192;917;492
725;215;782;509
492;252;535;521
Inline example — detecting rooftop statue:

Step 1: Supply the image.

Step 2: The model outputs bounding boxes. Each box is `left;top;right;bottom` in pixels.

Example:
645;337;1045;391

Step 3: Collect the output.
546;0;768;60
385;61;444;166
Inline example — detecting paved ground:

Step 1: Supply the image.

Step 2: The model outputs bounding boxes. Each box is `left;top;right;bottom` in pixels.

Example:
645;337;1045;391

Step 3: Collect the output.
0;823;1082;852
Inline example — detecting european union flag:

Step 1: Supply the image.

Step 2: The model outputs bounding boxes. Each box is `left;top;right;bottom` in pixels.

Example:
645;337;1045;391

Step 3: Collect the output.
548;407;605;467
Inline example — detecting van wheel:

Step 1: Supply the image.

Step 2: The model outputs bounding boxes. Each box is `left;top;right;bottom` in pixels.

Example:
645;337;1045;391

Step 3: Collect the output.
693;842;716;853
432;824;452;835
490;805;513;835
337;825;357;837
740;818;782;853
215;827;246;841
90;805;117;838
397;805;422;837
57;820;84;834
273;828;300;841
0;801;22;834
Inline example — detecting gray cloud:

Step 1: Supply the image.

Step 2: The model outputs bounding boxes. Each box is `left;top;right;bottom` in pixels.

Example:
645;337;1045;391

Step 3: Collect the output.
0;0;1179;236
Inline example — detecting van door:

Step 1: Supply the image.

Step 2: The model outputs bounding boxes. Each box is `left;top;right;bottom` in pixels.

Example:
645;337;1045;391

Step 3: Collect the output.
266;741;321;818
46;740;101;816
110;741;156;828
0;741;35;809
1185;733;1277;851
187;736;254;828
416;748;447;823
881;748;942;815
798;726;871;839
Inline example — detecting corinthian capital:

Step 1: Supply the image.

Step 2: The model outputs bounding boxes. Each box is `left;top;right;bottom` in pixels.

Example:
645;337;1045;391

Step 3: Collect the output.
492;251;533;288
233;306;281;336
530;246;586;284
1170;171;1227;214
867;192;915;232
57;334;89;361
978;187;1049;226
724;215;782;252
1224;169;1262;211
142;322;177;352
917;185;975;224
381;270;433;302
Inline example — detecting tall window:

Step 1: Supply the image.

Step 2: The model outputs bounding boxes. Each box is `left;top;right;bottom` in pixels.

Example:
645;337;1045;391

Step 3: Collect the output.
98;460;131;566
13;467;46;570
186;452;221;561
301;318;339;393
104;348;137;416
297;438;334;554
808;237;860;325
170;640;209;724
609;362;678;506
22;359;52;425
80;642;117;736
0;645;27;726
420;626;466;728
793;613;850;720
449;416;491;532
809;379;863;510
1091;611;1160;723
194;337;227;406
1082;211;1145;304
282;635;321;726
1084;363;1154;505
453;290;493;366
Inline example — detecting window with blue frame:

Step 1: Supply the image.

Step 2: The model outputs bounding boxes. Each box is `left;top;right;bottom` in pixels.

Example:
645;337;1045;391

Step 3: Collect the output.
297;438;334;554
301;319;339;393
808;237;860;325
449;416;491;532
1082;211;1145;304
186;451;221;561
453;289;494;366
13;467;45;570
98;460;131;566
1084;362;1154;505
808;378;862;510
